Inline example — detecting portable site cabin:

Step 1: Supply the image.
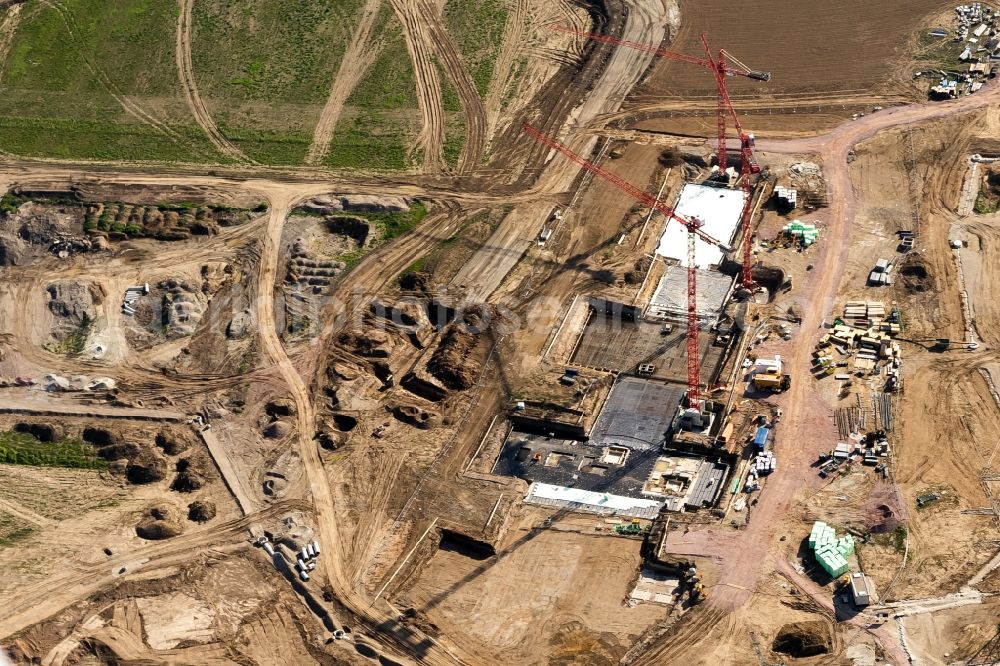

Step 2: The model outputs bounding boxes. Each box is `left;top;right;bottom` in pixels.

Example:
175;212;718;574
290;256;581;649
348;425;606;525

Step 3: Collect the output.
753;427;770;451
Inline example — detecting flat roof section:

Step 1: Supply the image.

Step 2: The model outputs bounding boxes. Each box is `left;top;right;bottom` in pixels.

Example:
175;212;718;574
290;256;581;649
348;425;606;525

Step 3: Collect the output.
648;264;735;322
590;377;684;449
655;183;744;269
524;482;662;519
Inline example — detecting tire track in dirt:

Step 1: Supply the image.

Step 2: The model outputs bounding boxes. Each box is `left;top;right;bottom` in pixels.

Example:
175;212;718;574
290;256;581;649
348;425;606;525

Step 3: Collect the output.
0;499;310;639
258;196;484;665
389;0;446;171
304;0;384;166
481;0;525;144
413;0;486;172
0;2;23;85
175;0;254;164
37;0;217;161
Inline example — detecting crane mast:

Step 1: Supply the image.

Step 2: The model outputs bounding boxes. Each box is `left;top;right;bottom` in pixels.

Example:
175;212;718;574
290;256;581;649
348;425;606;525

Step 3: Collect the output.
556;26;768;289
522;124;730;409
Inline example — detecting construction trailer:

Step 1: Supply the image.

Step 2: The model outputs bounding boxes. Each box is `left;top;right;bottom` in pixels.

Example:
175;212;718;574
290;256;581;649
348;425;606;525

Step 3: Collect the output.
848;572;874;607
752;426;770;451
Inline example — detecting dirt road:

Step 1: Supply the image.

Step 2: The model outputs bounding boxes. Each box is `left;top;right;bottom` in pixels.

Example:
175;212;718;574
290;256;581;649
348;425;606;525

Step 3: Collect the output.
391;0;446;170
174;0;253;164
412;0;487;172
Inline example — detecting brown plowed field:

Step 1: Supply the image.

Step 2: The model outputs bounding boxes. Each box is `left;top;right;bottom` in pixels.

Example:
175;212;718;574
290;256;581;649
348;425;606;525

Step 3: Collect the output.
634;0;955;103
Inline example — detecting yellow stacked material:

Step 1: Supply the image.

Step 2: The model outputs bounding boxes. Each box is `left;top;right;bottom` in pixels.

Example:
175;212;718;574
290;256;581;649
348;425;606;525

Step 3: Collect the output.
754;372;783;388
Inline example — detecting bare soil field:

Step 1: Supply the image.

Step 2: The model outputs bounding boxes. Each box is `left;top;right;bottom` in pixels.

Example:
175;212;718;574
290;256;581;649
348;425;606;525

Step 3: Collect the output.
635;0;953;101
395;525;666;664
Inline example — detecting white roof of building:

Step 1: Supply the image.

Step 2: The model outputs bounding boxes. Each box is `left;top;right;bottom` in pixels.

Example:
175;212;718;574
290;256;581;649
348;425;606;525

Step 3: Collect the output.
526;483;661;512
655;184;745;269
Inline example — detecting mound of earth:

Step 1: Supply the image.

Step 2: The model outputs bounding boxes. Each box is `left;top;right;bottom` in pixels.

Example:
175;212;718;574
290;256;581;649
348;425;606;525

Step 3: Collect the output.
263;420;293;440
155;430;190;456
46;281;99;339
98;441;141;462
428;311;488;390
136;504;183;540
772;621;832;658
187;500;216;523
340;194;409;213
338;329;393;358
0;232;24;266
82;427;119;446
124;448;168;484
14;422;64;442
171;456;210;492
899;257;935;293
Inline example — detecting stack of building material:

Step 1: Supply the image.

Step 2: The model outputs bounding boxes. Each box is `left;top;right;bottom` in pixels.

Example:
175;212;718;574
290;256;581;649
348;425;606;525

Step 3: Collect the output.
782;220;819;246
753;450;776;475
122;283;149;317
809;521;851;577
774;185;797;209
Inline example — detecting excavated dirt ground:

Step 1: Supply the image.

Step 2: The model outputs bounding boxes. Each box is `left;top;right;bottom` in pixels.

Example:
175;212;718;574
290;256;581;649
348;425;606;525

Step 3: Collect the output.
2;1;1000;665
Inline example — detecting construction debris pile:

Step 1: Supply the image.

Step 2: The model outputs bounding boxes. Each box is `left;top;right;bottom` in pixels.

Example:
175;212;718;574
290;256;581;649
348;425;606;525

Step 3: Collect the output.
925;4;1000;99
808;521;855;578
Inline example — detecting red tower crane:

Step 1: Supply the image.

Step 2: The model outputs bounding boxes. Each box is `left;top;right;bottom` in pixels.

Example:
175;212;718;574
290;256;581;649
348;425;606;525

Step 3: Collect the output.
523;123;732;409
553;26;768;288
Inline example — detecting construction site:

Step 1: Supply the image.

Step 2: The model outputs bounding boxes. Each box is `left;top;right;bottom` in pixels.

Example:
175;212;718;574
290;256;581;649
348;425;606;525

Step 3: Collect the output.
0;1;999;665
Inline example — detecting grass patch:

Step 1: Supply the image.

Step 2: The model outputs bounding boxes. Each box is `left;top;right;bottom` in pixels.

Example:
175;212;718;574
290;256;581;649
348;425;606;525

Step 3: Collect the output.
0;430;108;470
0;0;222;161
0;114;217;162
893;525;907;554
325;111;414;170
191;0;365;104
217;124;312;165
442;0;508;97
334;201;428;268
324;4;418;170
975;191;998;214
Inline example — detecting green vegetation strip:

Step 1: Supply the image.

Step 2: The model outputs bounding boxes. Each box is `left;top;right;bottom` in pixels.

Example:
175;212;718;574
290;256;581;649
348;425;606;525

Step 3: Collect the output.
0;431;108;470
337;201;428;268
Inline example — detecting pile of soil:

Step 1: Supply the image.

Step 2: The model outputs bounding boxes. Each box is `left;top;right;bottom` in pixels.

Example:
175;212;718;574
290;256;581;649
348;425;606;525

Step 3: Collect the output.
337;329;393;358
428;310;488;390
187;500;216;523
124;448;168;484
46;281;100;340
136;504;183;540
171;456;211;492
898;257;935;293
263;420;292;440
0;232;24;266
623;256;652;284
14;422;64;442
155;430;190;456
83;427;118;446
772;621;832;657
